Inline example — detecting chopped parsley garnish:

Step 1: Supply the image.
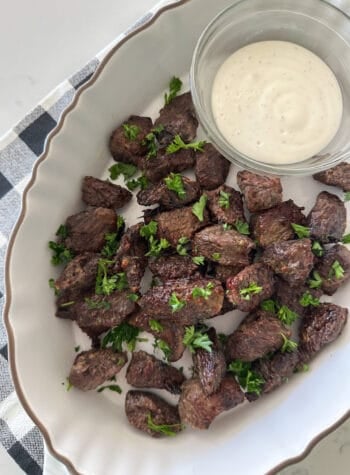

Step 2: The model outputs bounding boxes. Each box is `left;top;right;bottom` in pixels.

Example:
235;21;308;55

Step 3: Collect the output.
85;297;111;310
291;223;310;239
218;333;228;345
239;282;263;300
48;241;74;266
166;135;206;154
222;223;233;231
164;76;183;105
164;173;186;199
65;379;73;392
59;301;75;308
192;195;207;222
344;192;350;202
48;278;59;295
56;224;68;239
308;271;323;289
101;233;118;258
122;123;140;140
109;162;137;181
301;364;309;372
149;319;164;333
261;299;278;313
176;236;189;256
95;259;127;295
74;345;80;352
329;260;345;279
312;241;324;257
145;236;170;257
191;282;214;300
140;220;158;239
128;293;139;302
280;333;298;353
97;384;122;394
277;305;298;326
153;338;172;360
299;291;320;307
146;412;182;437
143;125;164;159
211;252;221;261
218;190;230;209
342;233;350;244
102;322;140;352
228;360;265;395
169;292;186;313
234;220;250;235
126;174;149;191
192;255;205;266
183;326;213;353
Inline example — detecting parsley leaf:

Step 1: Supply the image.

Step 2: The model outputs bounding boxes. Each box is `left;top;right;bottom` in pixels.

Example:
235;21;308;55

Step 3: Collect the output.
277;305;298;325
280;333;298;353
164;76;183;105
164;173;186;199
85;298;111;310
183;326;213;353
102;322;140;352
329;260;345;279
291;223;310;239
128;293;139;302
169;292;186;313
239;282;263;300
312;241;324;257
143;125;164;159
218;190;230;209
344;192;350;202
153;338;172;360
192;195;207;222
56;224;68;239
228;360;265;395
95;259;126;295
140;221;158;239
191;282;214;300
48;241;74;266
122;123;140;140
234;220;250;235
192;256;205;266
149;319;164;333
342;233;350;244
126;174;149;191
109;162;137;181
222;223;233;231
48;278;59;295
211;252;221;261
145;236;170;257
147;412;182;437
166;135;206;154
299;291;320;307
97;384;122;394
101;233;118;257
176;236;189;256
308;271;323;289
261;299;278;313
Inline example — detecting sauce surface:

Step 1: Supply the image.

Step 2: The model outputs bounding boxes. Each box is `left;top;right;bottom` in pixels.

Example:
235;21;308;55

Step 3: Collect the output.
211;41;343;164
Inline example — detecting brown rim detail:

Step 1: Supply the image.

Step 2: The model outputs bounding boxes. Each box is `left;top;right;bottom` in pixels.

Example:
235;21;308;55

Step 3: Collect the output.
3;0;349;473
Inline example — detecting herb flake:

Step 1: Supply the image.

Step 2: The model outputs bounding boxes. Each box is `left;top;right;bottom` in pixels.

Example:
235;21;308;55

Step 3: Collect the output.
166;135;206;155
164;173;186;199
183;326;213;353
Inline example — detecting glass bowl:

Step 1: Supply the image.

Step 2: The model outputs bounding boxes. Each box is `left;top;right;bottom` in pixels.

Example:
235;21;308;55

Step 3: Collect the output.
190;0;350;175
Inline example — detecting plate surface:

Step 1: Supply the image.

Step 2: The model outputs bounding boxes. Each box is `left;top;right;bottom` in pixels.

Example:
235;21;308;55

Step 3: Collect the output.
4;1;350;474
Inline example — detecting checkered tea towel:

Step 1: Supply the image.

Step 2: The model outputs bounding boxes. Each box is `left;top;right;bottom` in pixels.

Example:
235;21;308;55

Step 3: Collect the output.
0;3;172;473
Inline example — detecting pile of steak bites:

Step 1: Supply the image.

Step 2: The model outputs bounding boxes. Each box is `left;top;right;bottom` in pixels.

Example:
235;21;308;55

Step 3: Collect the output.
53;90;349;437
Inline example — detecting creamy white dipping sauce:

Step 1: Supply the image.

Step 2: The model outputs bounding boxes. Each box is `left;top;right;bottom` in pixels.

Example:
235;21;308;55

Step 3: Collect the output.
211;41;343;164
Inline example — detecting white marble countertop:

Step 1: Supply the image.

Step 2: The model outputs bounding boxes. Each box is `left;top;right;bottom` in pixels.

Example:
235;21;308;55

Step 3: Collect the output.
0;1;349;474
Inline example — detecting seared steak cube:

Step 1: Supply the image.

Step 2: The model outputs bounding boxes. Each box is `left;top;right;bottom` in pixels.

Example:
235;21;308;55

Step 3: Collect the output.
251;200;306;247
313;162;350;192
125;390;182;438
193;328;226;395
137;175;200;210
109;115;153;165
64;207;117;253
154;92;198;143
126;351;185;394
82;176;132;210
155;206;210;247
226;263;275;312
307;191;346;243
55;252;99;294
205;185;246;225
314;244;350;295
225;310;291;362
178;377;244;430
262;239;314;286
214;264;245;284
149;255;198;281
69;348;127;391
299;303;347;361
193;225;255;266
195;144;230;190
138;278;224;325
140;148;195;183
275;278;323;317
237;170;283;212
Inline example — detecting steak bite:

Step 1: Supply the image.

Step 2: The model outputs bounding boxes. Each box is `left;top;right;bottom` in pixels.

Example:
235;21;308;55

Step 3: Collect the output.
109;115;153;165
205;185;246;225
154;92;198;144
275;278;323;317
251;199;306;248
64;207;117;253
193;225;255;266
140;148;195;183
299;303;348;362
69;348;127;391
149;255;198;281
125;390;182;438
214;263;245;284
126;351;185;394
82;176;132;210
225;310;291;362
307;191;346;243
114;224;148;292
138;278;224;325
75;291;136;338
193;328;226;395
314;244;350;295
262;239;314;286
55;252;99;294
313;162;350;192
178;377;244;430
137;175;200;210
237;170;283;213
155;206;210;247
195;144;230;190
226;263;275;312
